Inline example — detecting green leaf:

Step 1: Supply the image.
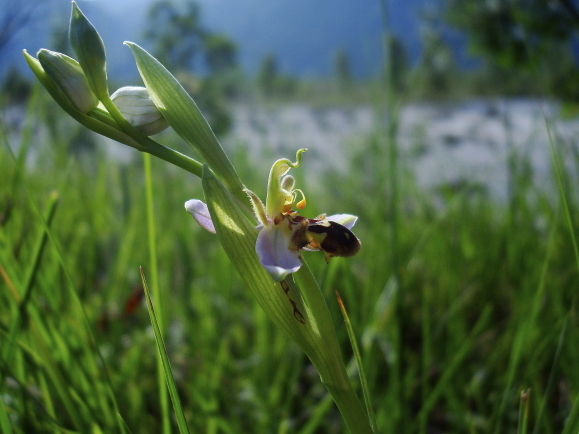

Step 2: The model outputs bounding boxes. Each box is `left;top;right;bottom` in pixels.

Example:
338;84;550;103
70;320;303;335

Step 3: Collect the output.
126;42;244;197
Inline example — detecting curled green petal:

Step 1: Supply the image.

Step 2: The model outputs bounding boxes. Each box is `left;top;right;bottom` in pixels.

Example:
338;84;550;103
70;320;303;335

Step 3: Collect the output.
266;148;307;216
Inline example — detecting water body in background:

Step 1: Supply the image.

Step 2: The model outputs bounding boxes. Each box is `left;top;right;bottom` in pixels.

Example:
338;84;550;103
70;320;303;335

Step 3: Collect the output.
4;99;576;201
224;99;576;201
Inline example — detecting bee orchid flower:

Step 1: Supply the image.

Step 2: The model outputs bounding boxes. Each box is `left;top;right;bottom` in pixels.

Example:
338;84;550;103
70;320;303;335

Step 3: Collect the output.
185;149;360;281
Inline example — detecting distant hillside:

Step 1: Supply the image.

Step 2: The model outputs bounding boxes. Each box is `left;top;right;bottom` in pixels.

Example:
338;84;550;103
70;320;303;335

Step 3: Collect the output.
2;0;441;82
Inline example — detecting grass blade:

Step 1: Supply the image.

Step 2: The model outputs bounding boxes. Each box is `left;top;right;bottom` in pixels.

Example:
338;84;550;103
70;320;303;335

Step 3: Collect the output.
532;317;569;434
517;389;530;434
139;267;190;434
335;291;377;433
543;108;579;272
562;390;579;434
0;394;13;434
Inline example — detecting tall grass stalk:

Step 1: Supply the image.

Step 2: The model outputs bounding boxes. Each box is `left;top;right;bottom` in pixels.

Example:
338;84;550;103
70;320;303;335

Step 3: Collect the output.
378;0;403;429
533;318;569;434
143;153;171;434
544;111;579;272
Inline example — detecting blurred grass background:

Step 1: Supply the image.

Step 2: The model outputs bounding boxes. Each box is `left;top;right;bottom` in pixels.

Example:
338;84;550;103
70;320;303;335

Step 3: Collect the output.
2;84;579;433
3;0;579;433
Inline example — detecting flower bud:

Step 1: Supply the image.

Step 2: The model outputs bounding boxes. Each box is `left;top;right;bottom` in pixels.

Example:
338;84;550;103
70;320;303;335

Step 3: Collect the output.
111;86;169;135
37;49;99;113
69;1;108;100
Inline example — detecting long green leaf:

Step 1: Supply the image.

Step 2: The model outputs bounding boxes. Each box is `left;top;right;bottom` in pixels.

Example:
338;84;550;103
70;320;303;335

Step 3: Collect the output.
126;42;244;200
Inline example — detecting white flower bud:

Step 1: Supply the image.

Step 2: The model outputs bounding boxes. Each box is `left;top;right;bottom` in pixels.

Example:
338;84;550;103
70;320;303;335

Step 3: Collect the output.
111;86;169;135
37;49;99;113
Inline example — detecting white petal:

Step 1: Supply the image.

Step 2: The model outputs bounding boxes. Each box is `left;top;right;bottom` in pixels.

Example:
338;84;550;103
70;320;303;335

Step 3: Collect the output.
326;214;358;230
256;225;302;281
185;199;216;234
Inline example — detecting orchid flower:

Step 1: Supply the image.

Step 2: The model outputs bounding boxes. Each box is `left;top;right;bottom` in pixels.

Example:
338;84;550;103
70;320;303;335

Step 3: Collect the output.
186;149;360;281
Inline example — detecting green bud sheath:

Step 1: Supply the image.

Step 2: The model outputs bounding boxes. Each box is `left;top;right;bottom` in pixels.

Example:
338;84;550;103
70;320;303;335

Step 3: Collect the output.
37;49;99;113
69;1;108;100
23;50;144;151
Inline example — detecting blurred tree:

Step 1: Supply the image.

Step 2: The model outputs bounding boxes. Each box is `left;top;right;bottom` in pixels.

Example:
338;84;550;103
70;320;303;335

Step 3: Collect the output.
388;35;409;94
1;66;32;104
144;0;206;72
256;53;296;98
203;33;240;99
204;34;237;75
143;0;241;134
334;48;353;90
415;25;456;98
446;0;579;69
446;0;579;100
257;53;278;96
0;0;49;55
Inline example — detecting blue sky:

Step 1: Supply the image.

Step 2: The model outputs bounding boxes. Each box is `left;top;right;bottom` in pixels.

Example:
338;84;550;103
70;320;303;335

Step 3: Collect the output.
3;0;438;81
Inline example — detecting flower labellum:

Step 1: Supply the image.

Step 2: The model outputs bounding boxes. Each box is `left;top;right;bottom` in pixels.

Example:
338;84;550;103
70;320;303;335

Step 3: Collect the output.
185;149;361;281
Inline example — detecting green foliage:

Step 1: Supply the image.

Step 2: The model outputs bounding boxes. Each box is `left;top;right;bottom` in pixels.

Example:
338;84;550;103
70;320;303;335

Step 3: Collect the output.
446;0;577;70
445;0;579;102
2;86;579;432
143;0;205;73
256;52;278;96
385;35;410;95
413;29;456;99
0;67;32;105
204;34;237;76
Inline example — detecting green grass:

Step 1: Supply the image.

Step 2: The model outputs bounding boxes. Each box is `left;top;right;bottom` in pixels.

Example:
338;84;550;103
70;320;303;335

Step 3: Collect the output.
1;89;579;434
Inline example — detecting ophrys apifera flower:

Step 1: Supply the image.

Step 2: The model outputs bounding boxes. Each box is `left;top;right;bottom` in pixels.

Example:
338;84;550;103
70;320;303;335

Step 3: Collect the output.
185;149;361;281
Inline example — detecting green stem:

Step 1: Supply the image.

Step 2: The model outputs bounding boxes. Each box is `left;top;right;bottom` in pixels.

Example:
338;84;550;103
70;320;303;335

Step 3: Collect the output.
143;139;203;178
379;0;403;428
143;153;171;434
